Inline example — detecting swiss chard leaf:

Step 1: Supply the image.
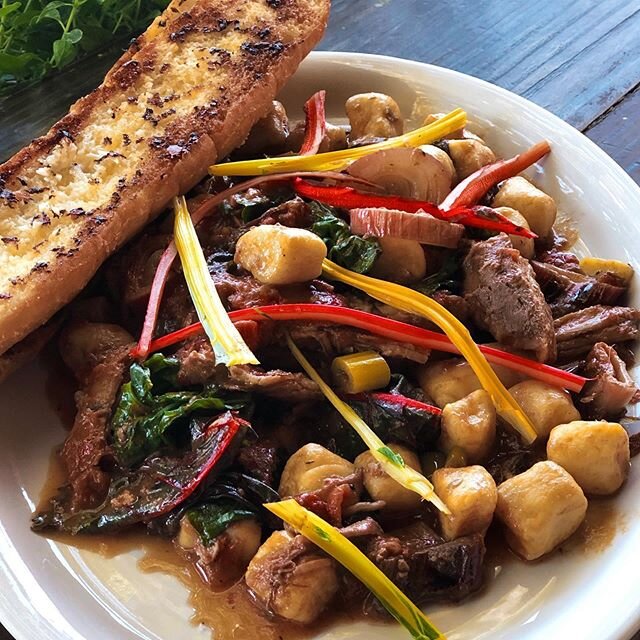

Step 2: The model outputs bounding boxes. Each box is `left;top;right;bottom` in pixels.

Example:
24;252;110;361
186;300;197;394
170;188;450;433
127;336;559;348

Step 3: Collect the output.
411;253;461;296
147;472;280;538
318;377;441;458
187;501;255;546
110;354;248;468
310;202;380;274
33;413;247;534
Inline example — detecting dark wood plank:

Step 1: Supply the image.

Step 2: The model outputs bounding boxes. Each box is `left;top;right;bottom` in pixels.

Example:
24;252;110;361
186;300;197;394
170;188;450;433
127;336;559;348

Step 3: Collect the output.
320;0;640;128
585;84;640;185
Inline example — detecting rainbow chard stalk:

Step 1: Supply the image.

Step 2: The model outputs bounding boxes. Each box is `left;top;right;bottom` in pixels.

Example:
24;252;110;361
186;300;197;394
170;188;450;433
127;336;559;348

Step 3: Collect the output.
173;195;258;367
265;499;446;640
209;109;467;175
321;260;539;443
286;334;450;514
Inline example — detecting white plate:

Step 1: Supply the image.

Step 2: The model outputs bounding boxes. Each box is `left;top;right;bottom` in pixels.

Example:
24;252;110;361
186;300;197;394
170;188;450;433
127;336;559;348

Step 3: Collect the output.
1;51;640;640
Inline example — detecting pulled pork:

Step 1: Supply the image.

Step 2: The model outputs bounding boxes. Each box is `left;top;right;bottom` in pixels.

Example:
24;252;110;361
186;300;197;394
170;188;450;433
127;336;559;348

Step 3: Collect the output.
580;342;640;419
554;305;640;360
285;323;430;364
532;260;626;318
347;520;486;615
463;234;556;362
61;344;131;510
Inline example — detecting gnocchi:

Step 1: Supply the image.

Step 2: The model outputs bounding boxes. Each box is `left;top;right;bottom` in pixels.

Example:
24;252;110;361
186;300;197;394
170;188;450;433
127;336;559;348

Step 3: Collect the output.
508;380;580;438
234;224;327;285
492;176;557;238
279;444;354;497
496;461;587;560
547;420;630;495
439;389;496;462
355;443;422;511
433;465;497;540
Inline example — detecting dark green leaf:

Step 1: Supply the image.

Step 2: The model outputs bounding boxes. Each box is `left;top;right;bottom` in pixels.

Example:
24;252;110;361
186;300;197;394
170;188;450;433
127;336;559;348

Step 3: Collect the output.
33;413;246;534
187;501;255;546
0;0;170;94
316;378;441;459
0;2;21;19
146;472;280;538
411;253;461;296
0;52;39;74
310;202;381;274
110;354;249;467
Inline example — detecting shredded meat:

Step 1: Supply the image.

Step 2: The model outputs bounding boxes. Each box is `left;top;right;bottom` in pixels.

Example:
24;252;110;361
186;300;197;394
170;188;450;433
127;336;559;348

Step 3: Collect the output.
175;336;218;386
532;260;626;318
224;365;320;401
347;521;486;615
580;342;640;418
237;440;282;487
61;345;131;510
432;291;470;323
536;248;582;272
174;335;320;400
253;197;312;228
555;305;640;359
285;323;430;363
463;234;556;362
295;473;363;526
339;517;384;539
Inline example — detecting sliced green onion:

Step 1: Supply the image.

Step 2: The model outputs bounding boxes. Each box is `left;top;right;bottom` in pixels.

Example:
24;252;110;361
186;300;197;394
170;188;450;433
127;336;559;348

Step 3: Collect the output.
286;334;449;514
173;196;258;366
209;109;467;176
321;259;538;444
265;499;446;640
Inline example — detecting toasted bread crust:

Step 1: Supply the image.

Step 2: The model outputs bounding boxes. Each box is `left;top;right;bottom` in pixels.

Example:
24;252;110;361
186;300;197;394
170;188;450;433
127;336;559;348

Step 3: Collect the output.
0;0;329;355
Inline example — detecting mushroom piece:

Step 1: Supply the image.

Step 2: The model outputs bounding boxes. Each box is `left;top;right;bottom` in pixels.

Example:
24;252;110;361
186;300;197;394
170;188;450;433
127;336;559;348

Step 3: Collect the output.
234;100;290;157
345;92;403;142
347;147;452;203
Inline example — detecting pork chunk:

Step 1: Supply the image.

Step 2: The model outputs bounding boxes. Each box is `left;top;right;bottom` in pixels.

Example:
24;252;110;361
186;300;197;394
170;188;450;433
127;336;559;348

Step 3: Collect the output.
463;234;556;362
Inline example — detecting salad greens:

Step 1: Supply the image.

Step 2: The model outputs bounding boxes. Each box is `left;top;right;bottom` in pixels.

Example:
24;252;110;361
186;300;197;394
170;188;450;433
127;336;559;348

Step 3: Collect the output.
411;253;460;296
0;0;168;94
110;354;248;468
310;201;380;274
186;501;255;546
33;413;247;534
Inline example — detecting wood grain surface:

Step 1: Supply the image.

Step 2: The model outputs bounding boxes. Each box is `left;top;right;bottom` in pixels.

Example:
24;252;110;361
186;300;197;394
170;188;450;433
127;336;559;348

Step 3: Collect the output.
1;0;639;637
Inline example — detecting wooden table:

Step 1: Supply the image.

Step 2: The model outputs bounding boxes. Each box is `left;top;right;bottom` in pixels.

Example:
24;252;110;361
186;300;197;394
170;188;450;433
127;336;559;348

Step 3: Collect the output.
1;0;639;637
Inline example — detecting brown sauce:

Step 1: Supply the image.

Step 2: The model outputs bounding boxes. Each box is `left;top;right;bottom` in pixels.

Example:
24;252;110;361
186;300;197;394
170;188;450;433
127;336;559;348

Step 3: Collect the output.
561;499;628;555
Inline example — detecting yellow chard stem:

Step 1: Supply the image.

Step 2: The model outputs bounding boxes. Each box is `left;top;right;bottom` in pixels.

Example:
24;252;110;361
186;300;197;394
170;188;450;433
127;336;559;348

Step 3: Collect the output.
265;499;446;640
173;196;259;366
209;109;467;176
286;334;450;514
321;260;538;444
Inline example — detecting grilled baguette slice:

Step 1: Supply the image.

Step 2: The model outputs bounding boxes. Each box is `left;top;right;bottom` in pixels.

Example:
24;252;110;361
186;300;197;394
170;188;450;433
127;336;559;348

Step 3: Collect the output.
0;0;330;356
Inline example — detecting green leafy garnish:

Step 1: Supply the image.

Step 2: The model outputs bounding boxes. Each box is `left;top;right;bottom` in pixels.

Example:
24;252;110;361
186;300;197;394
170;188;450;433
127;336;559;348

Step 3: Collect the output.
187;501;255;546
0;0;169;95
310;202;380;274
377;445;405;467
411;254;460;296
110;353;247;467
